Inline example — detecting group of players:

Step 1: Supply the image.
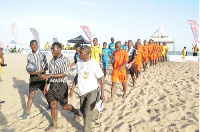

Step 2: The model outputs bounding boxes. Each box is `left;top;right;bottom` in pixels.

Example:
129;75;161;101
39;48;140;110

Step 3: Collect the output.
72;37;169;102
18;38;168;132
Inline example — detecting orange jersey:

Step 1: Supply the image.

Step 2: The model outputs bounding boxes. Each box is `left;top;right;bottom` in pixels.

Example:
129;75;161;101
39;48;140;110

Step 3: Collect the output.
148;44;154;55
113;49;128;73
135;46;143;64
143;45;149;57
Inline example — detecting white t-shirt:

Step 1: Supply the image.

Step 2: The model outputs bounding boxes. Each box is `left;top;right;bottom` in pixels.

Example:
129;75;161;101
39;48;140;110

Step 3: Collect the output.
76;58;104;96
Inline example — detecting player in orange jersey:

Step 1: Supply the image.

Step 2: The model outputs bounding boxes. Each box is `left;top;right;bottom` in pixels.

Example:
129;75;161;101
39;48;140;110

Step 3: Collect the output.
142;40;149;71
110;41;128;102
148;39;154;66
135;43;143;78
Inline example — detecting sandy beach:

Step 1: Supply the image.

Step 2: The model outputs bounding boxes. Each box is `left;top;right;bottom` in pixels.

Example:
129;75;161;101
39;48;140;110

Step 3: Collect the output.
0;53;199;132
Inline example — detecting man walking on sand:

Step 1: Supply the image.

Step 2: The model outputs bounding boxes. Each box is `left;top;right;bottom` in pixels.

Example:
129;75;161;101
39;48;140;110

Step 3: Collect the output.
110;41;128;102
40;42;80;132
102;42;112;77
20;40;50;119
126;40;137;88
90;38;102;63
69;45;105;132
109;37;116;55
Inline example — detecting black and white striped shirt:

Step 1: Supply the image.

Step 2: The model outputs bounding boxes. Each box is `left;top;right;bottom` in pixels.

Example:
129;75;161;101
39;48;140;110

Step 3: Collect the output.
27;51;48;72
49;55;70;83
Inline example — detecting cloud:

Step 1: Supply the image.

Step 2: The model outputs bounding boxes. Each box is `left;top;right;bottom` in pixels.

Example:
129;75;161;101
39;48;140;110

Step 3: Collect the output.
81;2;98;8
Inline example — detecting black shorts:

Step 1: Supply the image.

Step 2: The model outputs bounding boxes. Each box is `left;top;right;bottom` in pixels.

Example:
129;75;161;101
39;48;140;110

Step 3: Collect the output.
29;75;46;93
47;82;68;106
193;53;197;56
126;64;136;76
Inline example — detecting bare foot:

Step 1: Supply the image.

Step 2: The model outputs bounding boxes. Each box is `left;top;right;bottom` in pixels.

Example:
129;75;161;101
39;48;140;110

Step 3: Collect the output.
122;94;127;99
45;125;58;132
73;115;82;121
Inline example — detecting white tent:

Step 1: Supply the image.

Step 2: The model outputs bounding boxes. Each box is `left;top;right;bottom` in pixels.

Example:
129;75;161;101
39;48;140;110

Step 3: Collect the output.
149;25;175;54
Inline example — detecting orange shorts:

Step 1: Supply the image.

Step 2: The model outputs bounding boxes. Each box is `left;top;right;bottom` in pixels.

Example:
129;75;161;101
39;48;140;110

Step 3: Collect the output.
143;57;148;63
154;54;157;60
135;62;142;71
112;70;126;83
150;54;154;60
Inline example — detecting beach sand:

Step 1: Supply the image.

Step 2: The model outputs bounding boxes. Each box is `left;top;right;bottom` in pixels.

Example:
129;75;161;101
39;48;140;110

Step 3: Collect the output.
0;53;199;132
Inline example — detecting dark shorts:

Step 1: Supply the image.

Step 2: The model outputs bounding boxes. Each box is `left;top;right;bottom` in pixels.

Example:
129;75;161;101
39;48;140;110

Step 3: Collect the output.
193;53;197;56
126;64;136;76
29;75;46;93
47;82;68;106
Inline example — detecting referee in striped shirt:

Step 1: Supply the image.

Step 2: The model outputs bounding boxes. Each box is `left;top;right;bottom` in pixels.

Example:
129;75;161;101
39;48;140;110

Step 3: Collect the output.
20;40;50;119
40;42;79;131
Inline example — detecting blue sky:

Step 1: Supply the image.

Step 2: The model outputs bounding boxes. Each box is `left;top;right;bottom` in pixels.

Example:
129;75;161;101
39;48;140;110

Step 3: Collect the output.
0;0;199;51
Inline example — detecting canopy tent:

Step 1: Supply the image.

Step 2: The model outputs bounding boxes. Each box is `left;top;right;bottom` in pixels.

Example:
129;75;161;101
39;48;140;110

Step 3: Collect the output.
149;25;175;54
67;35;91;45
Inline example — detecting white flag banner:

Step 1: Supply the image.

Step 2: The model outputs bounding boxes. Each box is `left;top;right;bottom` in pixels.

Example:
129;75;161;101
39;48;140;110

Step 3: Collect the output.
0;41;4;48
30;28;40;44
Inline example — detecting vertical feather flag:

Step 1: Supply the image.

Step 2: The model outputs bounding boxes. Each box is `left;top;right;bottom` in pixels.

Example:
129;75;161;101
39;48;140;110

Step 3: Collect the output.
30;28;40;44
188;20;199;44
80;26;94;43
30;28;40;49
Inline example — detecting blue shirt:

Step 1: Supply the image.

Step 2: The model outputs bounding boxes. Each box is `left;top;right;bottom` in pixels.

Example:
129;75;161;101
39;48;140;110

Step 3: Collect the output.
108;43;116;54
122;44;128;50
74;52;80;62
102;48;111;62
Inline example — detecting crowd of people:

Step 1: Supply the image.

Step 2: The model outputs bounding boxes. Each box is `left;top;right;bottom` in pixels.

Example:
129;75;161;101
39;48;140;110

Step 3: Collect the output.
45;42;73;51
1;38;170;132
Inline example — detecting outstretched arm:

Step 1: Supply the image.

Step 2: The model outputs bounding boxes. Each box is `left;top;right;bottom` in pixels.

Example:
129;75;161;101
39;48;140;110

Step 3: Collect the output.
40;73;67;80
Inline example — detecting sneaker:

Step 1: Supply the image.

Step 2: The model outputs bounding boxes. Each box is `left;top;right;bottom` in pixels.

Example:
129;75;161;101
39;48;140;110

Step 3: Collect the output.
0;100;5;103
46;106;51;112
19;113;30;119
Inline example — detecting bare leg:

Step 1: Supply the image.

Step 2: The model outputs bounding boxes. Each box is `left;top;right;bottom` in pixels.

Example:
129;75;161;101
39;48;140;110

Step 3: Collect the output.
103;69;106;77
136;70;139;78
122;82;127;98
126;74;129;89
143;63;146;72
110;82;116;103
26;90;36;113
131;75;136;88
46;101;58;132
150;60;153;66
61;104;79;115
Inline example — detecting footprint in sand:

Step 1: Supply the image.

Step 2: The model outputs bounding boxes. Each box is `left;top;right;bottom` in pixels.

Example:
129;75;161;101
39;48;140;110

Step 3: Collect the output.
150;116;161;122
147;99;153;104
158;96;166;101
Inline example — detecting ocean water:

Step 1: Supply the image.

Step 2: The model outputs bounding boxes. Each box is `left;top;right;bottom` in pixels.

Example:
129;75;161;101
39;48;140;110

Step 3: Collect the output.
3;49;199;57
167;51;199;56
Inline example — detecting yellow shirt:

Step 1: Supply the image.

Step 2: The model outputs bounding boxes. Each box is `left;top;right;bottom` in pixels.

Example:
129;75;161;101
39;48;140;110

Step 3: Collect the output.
193;47;199;53
182;49;186;56
90;45;102;62
0;58;2;74
45;43;49;51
